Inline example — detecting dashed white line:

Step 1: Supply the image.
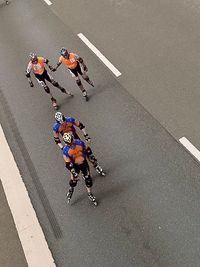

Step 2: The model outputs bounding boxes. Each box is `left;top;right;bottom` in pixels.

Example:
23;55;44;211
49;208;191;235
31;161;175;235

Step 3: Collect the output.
179;137;200;162
78;33;122;77
43;0;52;5
0;125;56;267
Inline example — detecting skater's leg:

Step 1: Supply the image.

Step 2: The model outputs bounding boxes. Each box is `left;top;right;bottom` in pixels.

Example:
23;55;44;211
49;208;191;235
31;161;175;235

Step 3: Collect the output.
44;85;58;108
75;77;88;101
66;179;77;203
36;78;58;109
84;175;96;203
81;161;97;204
51;80;73;96
86;146;105;176
46;72;73;96
82;73;94;87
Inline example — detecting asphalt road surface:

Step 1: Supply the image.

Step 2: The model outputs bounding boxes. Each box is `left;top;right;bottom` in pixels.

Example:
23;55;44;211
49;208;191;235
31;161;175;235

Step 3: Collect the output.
1;0;200;266
51;0;200;149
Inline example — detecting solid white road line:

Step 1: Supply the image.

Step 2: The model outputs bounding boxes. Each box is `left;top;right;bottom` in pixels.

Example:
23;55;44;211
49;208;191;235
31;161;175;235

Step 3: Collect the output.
78;33;122;77
179;137;200;162
0;125;56;267
43;0;52;5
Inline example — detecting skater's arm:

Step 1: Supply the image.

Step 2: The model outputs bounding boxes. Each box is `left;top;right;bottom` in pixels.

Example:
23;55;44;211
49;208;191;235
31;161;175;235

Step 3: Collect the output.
52;56;63;72
53;131;63;149
25;62;34;87
50;61;61;72
44;58;54;70
77;55;88;72
75;120;91;142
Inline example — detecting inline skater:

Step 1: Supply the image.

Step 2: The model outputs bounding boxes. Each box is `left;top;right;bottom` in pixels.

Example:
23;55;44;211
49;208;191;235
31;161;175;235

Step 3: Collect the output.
26;52;73;109
53;112;105;176
53;111;91;148
62;132;97;205
50;48;94;101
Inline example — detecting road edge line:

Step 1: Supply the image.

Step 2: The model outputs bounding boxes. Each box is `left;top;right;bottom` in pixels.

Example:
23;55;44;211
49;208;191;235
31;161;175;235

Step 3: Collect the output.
43;0;52;6
179;136;200;162
0;124;56;267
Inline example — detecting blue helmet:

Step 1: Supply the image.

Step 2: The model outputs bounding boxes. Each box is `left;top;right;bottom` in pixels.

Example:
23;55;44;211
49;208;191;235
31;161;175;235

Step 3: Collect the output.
60;47;68;57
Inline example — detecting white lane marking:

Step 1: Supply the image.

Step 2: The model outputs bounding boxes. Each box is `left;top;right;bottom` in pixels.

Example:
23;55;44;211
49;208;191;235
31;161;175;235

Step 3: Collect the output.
179;137;200;162
0;125;56;267
78;33;122;77
43;0;52;5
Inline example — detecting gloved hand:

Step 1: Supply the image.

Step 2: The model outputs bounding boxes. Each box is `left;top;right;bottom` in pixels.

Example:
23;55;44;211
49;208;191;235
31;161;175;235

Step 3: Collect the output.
83;65;88;72
49;65;56;72
29;81;34;87
84;134;91;142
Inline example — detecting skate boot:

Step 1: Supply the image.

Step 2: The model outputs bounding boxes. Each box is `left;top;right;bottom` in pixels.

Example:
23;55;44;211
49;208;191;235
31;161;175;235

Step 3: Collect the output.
88;193;97;206
51;97;58;110
66;188;74;204
82;91;89;101
95;164;106;176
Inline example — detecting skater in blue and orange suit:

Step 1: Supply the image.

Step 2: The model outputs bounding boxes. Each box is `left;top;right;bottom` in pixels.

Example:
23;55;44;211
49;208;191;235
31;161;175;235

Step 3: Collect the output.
62;132;97;204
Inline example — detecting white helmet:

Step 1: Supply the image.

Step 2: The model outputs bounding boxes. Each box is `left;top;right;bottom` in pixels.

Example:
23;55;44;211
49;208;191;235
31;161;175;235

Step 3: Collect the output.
63;132;74;144
55;112;64;123
29;52;37;63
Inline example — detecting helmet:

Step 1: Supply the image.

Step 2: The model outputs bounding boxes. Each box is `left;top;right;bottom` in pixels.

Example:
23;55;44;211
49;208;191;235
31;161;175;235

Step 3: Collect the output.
63;132;74;144
29;52;37;63
60;47;68;58
55;112;64;123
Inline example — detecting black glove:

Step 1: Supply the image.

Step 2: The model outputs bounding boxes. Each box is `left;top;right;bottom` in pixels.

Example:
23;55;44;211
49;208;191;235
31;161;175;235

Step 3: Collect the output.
84;134;91;142
29;81;34;87
83;65;88;72
49;66;56;72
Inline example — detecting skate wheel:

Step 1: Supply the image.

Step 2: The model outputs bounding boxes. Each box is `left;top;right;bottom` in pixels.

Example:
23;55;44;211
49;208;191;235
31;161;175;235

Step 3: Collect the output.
53;105;59;110
90;81;94;87
93;201;98;206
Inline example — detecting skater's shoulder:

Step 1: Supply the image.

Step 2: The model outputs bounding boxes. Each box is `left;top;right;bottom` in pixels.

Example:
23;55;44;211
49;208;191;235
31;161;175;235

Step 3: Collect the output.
63;145;70;155
74;139;84;146
53;121;60;131
65;116;75;123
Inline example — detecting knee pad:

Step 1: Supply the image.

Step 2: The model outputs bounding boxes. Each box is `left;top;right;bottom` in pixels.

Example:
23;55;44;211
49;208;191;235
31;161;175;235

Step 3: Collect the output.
85;176;93;188
44;86;50;94
52;81;59;87
69;179;77;187
76;79;82;86
39;80;46;87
